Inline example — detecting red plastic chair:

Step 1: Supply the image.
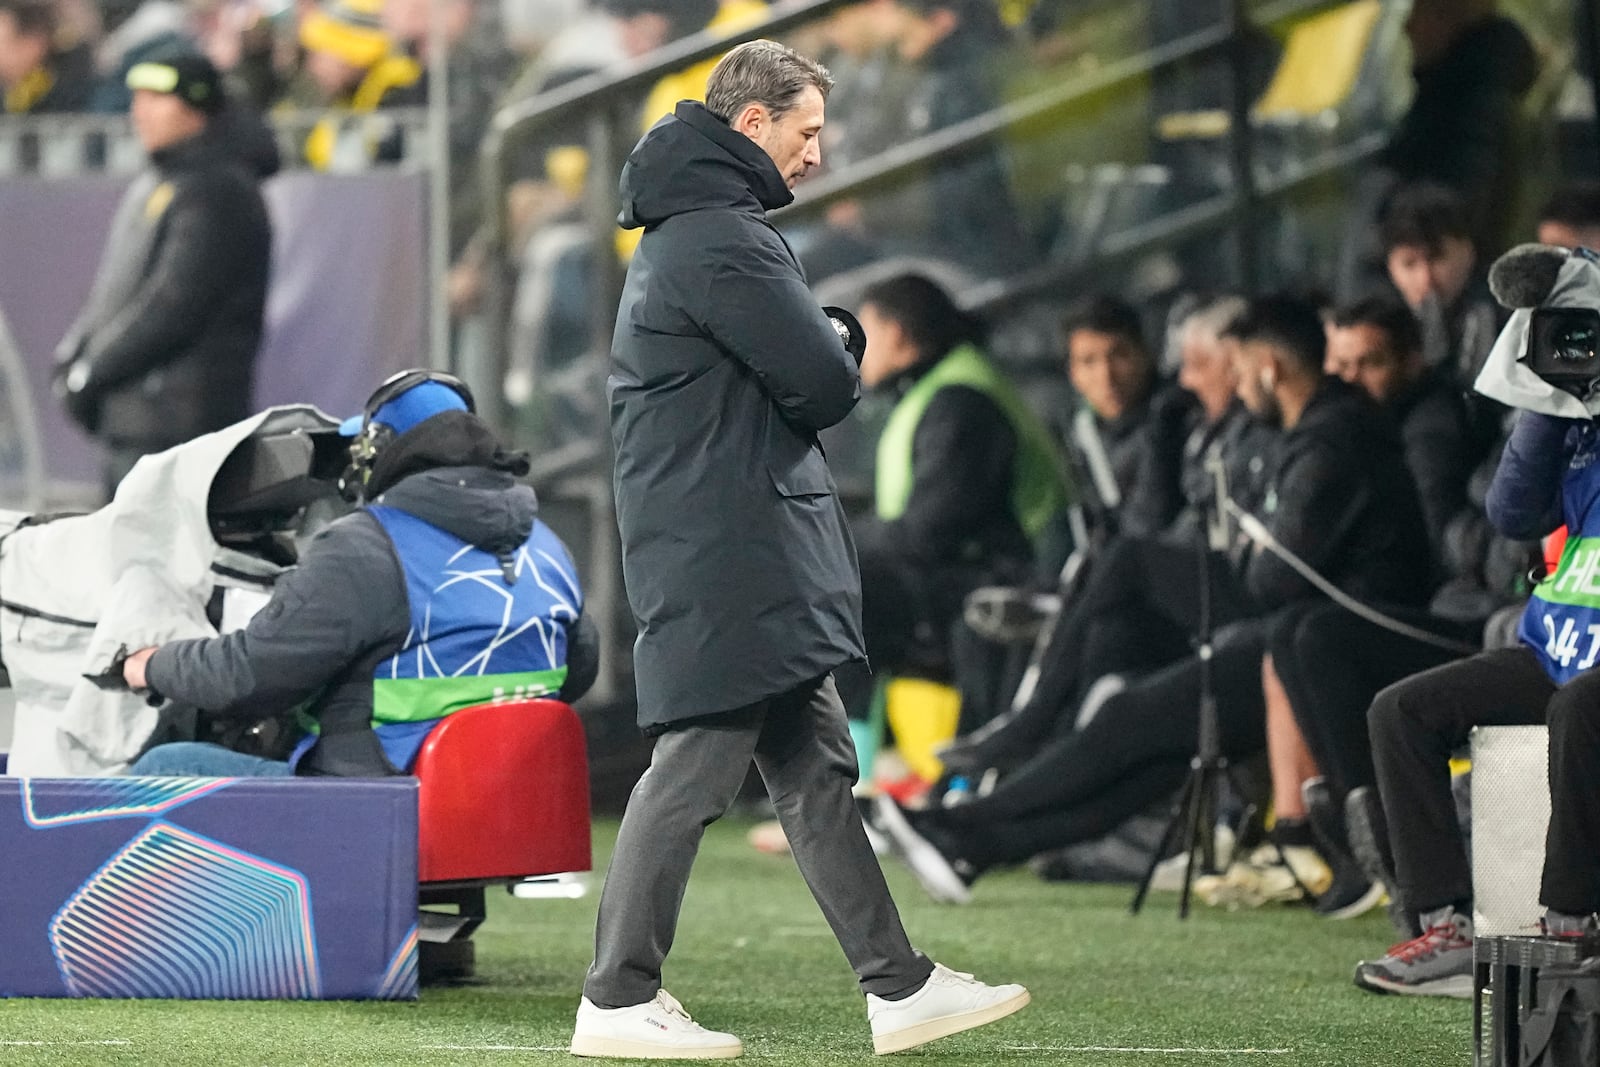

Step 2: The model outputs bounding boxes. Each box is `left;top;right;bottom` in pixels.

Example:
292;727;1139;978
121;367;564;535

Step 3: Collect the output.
411;698;592;979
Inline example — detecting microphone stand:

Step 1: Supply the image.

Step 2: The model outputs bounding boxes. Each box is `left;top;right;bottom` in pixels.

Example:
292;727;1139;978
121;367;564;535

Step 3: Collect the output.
1130;445;1307;917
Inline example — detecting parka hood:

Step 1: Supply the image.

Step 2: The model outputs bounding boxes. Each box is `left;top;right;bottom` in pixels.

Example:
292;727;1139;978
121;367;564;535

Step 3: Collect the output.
618;100;792;230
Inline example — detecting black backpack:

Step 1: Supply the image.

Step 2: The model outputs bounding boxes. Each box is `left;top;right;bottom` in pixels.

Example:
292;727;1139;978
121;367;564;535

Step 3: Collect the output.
1523;955;1600;1067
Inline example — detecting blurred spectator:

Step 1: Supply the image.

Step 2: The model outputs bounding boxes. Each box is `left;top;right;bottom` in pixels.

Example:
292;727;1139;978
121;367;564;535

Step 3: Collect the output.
383;0;515;258
1537;182;1600;251
0;0;92;113
808;0;907;169
604;0;766;133
1258;298;1485;916
887;0;1028;275
1118;294;1274;542
1338;0;1537;297
1380;182;1504;391
1054;294;1156;534
88;0;197;112
1382;0;1537;254
53;53;273;498
284;0;423;170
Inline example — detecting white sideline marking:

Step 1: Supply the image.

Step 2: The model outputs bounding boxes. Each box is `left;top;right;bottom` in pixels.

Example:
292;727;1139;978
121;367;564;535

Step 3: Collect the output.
0;1040;133;1047
1004;1046;1290;1056
419;1045;569;1052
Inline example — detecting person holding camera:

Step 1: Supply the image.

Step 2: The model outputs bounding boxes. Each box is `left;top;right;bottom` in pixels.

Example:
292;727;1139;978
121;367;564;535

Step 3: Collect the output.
576;41;1027;1060
1353;247;1600;998
120;370;598;778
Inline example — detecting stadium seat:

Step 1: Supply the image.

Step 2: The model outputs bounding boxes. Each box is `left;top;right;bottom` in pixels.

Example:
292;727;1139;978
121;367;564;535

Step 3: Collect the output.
412;698;592;981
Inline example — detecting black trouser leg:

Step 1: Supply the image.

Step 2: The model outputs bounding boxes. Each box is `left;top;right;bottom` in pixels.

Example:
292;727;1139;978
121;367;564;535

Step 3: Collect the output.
1270;602;1471;802
1541;668;1600;915
970;761;1190;865
1368;647;1552;917
943;623;1267;828
996;536;1250;744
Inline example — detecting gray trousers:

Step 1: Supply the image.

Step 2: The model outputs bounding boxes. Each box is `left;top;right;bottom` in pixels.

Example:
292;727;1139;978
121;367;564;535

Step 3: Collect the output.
584;673;933;1007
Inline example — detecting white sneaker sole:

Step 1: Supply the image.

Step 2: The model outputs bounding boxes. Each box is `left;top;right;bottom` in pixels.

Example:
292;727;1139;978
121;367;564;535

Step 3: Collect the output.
872;987;1031;1055
570;1033;743;1059
872;795;972;905
1353;970;1473;1000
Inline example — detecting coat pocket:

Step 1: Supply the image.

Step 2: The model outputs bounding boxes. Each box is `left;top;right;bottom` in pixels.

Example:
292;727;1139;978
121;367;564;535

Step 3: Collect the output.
768;451;834;497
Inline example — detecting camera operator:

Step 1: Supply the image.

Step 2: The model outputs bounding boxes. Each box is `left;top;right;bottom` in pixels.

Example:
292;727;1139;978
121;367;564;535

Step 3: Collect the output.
1353;248;1600;998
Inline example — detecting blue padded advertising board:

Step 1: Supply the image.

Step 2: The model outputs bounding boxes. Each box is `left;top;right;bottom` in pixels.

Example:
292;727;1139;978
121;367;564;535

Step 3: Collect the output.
0;776;419;1000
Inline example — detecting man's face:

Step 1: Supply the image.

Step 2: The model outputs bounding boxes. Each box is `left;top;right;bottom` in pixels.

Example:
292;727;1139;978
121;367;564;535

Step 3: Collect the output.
1325;322;1413;404
1177;330;1237;424
130;89;207;153
1067;328;1150;422
1539;219;1600;253
0;11;47;89
1232;338;1283;425
1386;236;1476;310
857;302;915;389
754;85;825;189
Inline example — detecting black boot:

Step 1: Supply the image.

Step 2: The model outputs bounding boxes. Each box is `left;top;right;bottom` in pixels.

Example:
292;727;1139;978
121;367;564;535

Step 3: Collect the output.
1345;785;1416;938
1303;778;1383;919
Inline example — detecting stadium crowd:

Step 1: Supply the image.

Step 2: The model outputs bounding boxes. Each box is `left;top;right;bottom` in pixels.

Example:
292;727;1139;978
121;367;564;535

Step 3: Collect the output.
6;0;1600;1020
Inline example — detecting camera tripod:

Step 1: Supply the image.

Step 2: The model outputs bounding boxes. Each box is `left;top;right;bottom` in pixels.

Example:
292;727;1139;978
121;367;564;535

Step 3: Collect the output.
1129;451;1308;918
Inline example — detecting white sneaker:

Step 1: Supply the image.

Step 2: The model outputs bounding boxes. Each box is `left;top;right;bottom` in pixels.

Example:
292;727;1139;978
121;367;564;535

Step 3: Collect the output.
570;990;742;1059
867;963;1030;1055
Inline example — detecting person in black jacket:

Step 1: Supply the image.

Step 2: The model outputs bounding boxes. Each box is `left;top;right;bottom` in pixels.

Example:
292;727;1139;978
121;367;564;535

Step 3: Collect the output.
1337;0;1536;298
53;52;273;500
1257;297;1483;918
1324;296;1480;573
877;296;1431;902
1381;0;1536;255
575;41;1028;1061
121;370;599;778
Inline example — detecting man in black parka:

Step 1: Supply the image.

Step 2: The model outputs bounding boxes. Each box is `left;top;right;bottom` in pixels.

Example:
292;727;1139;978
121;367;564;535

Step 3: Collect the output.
573;39;1029;1062
54;52;273;499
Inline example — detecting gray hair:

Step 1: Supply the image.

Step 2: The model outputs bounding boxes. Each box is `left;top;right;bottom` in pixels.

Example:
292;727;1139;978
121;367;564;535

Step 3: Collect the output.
705;40;833;124
1182;294;1248;348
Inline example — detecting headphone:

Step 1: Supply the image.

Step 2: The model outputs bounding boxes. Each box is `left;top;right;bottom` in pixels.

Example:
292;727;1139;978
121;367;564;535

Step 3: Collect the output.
340;369;477;502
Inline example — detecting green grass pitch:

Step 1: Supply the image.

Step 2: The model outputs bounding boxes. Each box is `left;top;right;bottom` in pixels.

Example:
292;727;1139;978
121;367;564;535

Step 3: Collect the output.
0;818;1468;1065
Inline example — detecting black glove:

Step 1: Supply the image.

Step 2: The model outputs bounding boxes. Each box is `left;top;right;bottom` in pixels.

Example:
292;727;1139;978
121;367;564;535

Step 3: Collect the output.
822;306;867;366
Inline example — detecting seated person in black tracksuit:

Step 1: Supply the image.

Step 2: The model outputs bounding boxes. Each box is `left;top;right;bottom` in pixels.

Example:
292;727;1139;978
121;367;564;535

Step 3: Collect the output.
877;295;1431;903
1259;297;1486;916
1052;295;1159;536
944;293;1278;764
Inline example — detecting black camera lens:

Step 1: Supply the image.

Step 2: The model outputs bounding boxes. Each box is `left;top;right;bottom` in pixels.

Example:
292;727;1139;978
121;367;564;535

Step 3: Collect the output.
1554;322;1599;363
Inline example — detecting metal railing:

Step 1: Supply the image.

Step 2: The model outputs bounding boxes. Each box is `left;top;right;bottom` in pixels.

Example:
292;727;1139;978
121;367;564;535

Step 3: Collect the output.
472;0;1396;707
0;107;436;177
